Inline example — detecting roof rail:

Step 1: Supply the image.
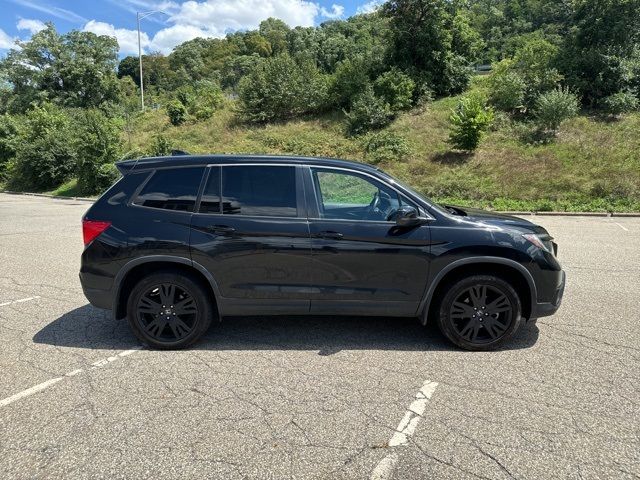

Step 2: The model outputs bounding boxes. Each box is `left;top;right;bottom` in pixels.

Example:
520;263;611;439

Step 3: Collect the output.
171;150;190;156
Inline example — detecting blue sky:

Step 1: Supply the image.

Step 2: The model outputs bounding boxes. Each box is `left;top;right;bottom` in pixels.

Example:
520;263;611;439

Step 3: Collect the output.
0;0;384;56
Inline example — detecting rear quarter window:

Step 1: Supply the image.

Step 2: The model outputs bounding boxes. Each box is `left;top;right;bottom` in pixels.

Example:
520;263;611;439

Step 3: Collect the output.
133;167;204;212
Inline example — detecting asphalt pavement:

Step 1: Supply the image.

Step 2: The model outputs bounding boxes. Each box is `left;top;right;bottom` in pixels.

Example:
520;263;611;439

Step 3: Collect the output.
1;193;638;479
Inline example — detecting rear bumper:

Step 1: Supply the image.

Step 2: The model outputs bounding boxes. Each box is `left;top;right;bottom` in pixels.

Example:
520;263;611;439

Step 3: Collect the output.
80;273;112;310
532;270;565;319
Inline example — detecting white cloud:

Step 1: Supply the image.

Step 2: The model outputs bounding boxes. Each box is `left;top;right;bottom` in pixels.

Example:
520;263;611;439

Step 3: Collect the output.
149;24;212;53
144;0;347;53
10;0;87;24
320;4;344;19
89;0;348;56
356;0;385;14
83;20;150;55
16;18;46;35
169;0;326;31
0;28;17;50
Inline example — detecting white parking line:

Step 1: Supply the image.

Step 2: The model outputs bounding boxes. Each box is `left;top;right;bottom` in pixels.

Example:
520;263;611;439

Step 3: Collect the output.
0;347;143;409
0;296;41;307
613;222;629;232
0;377;64;408
370;380;439;480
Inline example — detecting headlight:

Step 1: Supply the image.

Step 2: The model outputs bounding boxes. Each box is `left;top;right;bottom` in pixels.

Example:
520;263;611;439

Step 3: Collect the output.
522;233;553;253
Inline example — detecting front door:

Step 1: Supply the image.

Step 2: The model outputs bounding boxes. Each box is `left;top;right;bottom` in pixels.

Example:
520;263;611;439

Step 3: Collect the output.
190;164;312;315
306;167;431;316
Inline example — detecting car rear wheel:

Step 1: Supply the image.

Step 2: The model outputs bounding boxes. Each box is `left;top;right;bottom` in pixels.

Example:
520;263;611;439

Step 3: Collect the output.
438;275;522;351
127;271;213;350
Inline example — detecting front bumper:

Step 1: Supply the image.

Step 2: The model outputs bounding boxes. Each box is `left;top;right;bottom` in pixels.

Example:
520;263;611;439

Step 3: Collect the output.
532;270;565;319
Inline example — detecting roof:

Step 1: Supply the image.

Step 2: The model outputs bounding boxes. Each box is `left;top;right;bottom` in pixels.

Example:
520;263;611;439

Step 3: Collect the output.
116;154;379;175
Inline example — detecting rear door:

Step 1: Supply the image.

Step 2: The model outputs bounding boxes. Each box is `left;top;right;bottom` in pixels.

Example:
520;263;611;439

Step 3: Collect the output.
190;164;313;315
305;166;431;316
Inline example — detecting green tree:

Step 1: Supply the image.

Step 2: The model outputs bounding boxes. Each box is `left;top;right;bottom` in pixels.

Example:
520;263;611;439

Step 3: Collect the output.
487;59;527;112
238;54;328;122
329;57;371;108
260;18;291;55
382;0;478;95
75;109;123;194
560;0;640;104
0;114;18;180
0;24;119;112
9;104;77;190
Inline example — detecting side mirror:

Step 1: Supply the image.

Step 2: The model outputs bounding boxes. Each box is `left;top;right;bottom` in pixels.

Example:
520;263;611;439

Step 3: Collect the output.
395;206;428;227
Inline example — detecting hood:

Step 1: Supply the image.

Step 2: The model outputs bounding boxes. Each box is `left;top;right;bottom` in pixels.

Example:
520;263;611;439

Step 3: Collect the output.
443;205;547;234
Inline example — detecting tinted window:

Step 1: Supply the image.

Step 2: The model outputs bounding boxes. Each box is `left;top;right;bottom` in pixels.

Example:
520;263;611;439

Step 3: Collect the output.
199;167;221;214
134;167;204;212
312;168;412;222
222;166;297;217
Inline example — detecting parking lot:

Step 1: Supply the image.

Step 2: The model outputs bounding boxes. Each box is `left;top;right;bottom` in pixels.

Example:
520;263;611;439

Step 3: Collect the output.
1;192;639;479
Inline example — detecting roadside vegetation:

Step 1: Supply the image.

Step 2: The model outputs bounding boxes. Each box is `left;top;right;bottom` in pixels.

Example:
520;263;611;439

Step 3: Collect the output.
1;0;639;211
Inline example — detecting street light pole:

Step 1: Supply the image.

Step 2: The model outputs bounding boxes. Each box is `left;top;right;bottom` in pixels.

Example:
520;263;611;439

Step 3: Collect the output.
136;10;167;111
137;12;144;110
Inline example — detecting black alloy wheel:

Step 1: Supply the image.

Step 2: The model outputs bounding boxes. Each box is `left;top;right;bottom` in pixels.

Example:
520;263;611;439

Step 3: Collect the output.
127;271;213;349
438;275;522;350
137;283;197;342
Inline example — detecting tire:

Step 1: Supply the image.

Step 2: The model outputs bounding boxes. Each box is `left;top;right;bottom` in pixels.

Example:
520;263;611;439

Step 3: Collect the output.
437;275;522;351
126;271;213;350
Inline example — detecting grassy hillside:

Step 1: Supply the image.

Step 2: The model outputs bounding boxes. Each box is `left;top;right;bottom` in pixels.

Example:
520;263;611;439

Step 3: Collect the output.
123;90;640;212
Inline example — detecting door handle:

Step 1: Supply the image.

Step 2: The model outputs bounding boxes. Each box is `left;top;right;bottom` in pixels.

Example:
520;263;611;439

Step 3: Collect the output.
207;225;236;235
317;231;343;240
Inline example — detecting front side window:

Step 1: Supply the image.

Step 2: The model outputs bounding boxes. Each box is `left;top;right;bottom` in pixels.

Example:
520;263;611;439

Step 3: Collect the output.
312;168;411;222
221;166;297;217
133;167;204;212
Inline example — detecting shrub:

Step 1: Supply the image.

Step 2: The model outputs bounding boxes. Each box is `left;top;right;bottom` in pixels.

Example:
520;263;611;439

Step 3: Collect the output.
363;131;411;164
75;109;123;194
487;60;526;112
448;93;495;151
344;86;393;136
175;86;195;108
149;133;172;157
533;88;579;133
194;106;215;121
601;92;638;116
166;100;187;126
373;68;415;112
9;104;76;191
414;81;435;107
195;81;224;112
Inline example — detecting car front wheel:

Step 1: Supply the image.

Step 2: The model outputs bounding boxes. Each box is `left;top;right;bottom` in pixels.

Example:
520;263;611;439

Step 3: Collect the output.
438;275;522;351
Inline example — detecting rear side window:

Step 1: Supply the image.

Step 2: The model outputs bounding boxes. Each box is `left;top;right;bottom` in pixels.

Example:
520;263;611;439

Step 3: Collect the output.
133;167;204;212
199;167;221;214
221;166;297;217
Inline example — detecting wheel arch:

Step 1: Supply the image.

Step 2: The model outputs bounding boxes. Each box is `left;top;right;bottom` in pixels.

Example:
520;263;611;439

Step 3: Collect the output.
113;255;222;321
419;257;537;325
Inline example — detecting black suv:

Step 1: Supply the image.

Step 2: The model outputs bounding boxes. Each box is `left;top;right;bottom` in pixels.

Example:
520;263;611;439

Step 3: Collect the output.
80;155;565;350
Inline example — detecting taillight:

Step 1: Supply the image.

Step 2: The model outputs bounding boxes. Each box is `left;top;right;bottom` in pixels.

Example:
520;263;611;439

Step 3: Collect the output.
82;219;111;246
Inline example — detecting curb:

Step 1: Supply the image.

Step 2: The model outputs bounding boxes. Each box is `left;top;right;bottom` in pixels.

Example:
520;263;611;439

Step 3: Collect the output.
2;190;640;216
500;211;640;217
0;190;95;202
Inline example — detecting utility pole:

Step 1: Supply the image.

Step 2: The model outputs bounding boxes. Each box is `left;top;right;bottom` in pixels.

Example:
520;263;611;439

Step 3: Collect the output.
137;10;167;111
